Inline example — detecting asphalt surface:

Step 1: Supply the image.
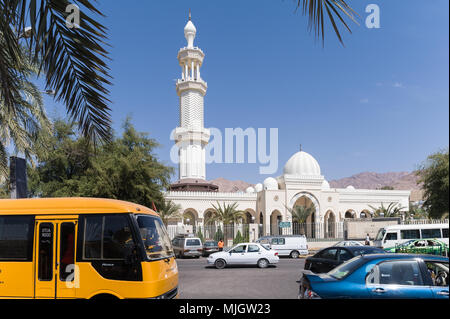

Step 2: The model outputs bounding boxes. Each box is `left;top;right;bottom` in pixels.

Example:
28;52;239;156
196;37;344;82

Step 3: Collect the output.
177;257;305;299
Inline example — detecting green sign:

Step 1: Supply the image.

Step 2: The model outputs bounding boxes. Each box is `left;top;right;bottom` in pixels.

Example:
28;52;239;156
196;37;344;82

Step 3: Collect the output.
279;222;291;228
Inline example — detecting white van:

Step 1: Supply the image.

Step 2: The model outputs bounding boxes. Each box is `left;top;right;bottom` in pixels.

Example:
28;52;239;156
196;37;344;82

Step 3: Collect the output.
373;223;449;249
256;235;308;258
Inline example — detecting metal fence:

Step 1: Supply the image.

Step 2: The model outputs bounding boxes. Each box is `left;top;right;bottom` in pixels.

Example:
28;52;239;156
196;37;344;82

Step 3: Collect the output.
167;222;345;242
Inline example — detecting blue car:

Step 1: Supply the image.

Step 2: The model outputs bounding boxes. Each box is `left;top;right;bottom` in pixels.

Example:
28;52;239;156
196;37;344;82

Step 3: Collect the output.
299;254;449;299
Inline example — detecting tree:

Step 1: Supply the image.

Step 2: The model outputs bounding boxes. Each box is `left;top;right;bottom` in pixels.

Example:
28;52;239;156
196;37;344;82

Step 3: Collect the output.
1;0;112;142
416;149;449;219
286;204;315;235
196;228;204;243
210;202;244;241
369;202;405;218
233;230;244;245
214;226;224;243
0;41;51;179
28;118;173;208
156;200;182;226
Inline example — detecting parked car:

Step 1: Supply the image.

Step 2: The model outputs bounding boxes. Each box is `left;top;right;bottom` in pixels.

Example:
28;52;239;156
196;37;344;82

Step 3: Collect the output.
333;240;364;247
304;246;385;273
384;238;449;256
202;240;219;256
256;235;308;258
172;235;203;258
207;242;279;269
298;254;449;299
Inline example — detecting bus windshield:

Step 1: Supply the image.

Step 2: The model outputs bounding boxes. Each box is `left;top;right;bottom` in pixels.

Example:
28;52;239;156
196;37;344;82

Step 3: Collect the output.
375;228;386;241
135;215;174;260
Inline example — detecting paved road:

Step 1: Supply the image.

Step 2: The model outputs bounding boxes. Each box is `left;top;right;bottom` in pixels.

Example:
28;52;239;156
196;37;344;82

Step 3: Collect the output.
177;257;305;299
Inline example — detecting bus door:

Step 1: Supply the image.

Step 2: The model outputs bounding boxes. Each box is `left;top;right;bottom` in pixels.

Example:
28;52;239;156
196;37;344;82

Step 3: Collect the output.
34;219;78;299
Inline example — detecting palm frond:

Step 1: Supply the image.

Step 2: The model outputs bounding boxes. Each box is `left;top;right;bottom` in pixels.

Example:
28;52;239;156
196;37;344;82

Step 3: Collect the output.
296;0;359;46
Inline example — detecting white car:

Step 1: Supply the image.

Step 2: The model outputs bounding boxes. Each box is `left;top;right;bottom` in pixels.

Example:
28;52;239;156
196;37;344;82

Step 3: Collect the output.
333;240;364;247
207;242;279;269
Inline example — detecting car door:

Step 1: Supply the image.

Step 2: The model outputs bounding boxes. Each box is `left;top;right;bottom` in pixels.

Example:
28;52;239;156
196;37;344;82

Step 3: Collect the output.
366;259;433;298
227;244;247;265
311;248;338;273
246;244;262;264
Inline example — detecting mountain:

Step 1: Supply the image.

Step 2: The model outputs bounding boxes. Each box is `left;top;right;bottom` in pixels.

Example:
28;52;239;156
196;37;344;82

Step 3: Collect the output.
208;177;253;193
329;171;423;201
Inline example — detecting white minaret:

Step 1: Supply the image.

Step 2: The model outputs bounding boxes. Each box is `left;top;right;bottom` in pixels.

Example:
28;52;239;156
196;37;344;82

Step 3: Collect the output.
173;12;210;180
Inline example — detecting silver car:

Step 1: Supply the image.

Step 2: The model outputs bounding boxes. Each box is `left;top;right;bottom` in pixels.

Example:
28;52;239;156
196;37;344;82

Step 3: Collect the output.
172;236;203;258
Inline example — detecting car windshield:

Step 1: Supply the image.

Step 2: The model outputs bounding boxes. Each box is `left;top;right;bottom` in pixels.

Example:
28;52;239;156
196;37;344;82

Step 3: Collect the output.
375;228;386;241
398;239;416;247
135;215;174;260
204;241;217;247
186;239;201;246
328;256;366;280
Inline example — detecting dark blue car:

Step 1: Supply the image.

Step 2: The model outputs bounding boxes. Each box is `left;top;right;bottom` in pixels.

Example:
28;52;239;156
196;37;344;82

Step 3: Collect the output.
299;254;449;299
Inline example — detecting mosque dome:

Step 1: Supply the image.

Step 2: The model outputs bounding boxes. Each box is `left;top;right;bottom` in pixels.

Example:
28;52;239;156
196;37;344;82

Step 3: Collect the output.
283;151;321;176
245;186;255;193
254;183;263;192
321;180;330;190
346;185;355;190
263;177;278;190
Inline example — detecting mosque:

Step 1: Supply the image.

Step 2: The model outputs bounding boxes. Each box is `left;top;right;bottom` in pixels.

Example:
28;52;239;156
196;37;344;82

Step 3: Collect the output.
164;15;410;240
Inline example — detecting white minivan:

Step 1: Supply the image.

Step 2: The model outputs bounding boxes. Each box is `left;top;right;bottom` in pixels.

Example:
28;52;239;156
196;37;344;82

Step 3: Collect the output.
373;223;449;249
256;235;308;258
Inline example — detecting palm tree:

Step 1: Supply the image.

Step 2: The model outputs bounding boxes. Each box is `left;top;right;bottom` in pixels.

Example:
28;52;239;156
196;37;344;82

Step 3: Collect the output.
369;202;406;218
1;0;112;142
0;41;51;179
210;202;245;242
156;200;182;226
408;203;429;220
286;205;316;235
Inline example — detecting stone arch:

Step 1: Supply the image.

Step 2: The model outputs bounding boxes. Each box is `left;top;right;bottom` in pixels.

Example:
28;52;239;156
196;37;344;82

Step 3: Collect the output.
289;192;320;237
203;209;217;239
270;210;282;236
183;208;198;226
360;209;371;218
324;210;336;238
243;208;257;224
344;209;356;219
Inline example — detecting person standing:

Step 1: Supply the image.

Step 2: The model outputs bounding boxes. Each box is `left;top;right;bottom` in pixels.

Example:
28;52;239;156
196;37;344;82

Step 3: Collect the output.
365;233;371;246
218;239;224;251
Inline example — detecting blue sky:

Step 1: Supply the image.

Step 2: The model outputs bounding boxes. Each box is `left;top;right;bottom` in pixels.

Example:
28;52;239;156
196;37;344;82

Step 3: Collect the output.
43;0;449;184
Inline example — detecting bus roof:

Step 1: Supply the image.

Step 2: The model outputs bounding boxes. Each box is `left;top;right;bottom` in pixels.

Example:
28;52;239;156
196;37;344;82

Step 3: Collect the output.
0;197;158;216
382;223;449;230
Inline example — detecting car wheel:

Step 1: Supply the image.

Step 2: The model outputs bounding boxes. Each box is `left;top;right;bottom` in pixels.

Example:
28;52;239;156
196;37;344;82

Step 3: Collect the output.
215;259;226;269
257;258;269;269
290;250;300;259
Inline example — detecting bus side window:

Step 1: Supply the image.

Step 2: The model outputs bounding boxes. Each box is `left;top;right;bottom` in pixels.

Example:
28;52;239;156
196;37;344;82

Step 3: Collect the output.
441;228;448;238
385;232;398;241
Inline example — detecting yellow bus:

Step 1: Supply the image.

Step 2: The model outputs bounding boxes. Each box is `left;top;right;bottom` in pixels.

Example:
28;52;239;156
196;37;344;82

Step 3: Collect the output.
0;197;178;299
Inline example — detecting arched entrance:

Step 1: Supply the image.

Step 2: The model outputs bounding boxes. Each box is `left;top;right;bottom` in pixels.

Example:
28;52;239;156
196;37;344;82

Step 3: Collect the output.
203;209;216;239
324;210;336;238
183;209;198;233
344;210;356;219
289;193;319;237
360;210;371;218
270;210;282;236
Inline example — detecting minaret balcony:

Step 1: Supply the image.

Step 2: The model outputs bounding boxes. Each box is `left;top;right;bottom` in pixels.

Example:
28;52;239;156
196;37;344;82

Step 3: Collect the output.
173;127;210;145
178;47;205;64
176;79;207;96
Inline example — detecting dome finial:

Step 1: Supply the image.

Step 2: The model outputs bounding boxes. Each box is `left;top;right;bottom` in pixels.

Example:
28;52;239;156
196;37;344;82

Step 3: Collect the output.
300;144;302;152
189;8;191;21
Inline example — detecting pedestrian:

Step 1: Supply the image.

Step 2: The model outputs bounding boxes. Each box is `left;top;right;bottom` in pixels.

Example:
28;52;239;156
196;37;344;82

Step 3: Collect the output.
365;233;370;246
218;239;224;251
